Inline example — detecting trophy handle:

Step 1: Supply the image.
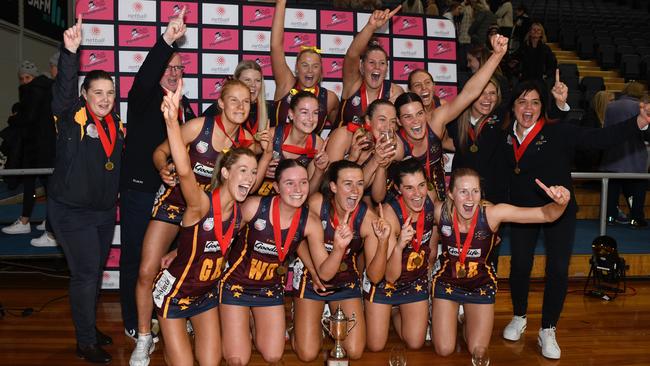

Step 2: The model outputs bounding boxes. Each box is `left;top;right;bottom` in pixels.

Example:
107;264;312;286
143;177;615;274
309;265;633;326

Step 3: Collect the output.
321;317;333;337
346;313;357;335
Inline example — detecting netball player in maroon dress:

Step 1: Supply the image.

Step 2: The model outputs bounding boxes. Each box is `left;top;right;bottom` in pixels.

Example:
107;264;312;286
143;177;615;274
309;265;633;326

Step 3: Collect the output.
154;80;258;365
291;160;391;361
431;168;569;359
219;159;327;365
132;80;256;359
270;0;339;131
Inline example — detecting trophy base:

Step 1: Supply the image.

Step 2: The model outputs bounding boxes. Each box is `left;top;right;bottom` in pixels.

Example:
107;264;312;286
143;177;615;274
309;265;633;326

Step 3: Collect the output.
326;357;349;366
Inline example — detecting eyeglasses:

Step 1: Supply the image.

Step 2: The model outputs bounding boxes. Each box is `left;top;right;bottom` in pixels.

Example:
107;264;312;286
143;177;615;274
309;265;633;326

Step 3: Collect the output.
166;65;185;72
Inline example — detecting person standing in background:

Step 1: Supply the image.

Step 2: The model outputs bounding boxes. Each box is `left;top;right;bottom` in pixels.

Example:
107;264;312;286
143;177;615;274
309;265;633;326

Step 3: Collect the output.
495;0;513;39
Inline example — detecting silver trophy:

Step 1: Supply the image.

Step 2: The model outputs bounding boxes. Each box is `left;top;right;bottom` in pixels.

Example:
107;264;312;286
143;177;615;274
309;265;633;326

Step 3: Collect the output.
321;305;357;365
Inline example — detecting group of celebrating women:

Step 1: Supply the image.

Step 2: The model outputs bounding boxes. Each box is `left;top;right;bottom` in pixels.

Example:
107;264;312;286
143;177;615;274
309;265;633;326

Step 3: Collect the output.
50;2;650;366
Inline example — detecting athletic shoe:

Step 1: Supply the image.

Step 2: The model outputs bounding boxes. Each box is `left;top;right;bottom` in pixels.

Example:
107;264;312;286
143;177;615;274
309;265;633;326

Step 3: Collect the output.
2;220;30;234
129;334;154;366
457;304;465;324
125;325;159;343
503;315;527;341
30;232;57;247
36;221;46;231
538;327;561;359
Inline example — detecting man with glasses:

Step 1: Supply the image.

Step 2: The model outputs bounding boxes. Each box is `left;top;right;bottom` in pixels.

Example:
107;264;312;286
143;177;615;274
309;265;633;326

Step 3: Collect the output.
119;7;195;363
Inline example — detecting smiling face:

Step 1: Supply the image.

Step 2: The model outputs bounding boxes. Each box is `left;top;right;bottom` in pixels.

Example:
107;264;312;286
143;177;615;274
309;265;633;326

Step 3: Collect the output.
330;168;364;212
237;68;262;101
366;103;398;141
361;49;388;90
398;101;427;141
295;51;322;89
470;82;498;119
513;89;542;130
409;71;436;108
288;95;319;134
273;166;310;208
398;171;428;213
159;53;183;92
82;78;116;118
222;155;258;202
218;84;251;126
450;174;482;220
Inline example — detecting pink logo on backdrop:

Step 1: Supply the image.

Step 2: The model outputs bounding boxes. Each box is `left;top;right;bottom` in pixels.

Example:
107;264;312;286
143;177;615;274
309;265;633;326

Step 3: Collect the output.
285;33;317;52
243;55;272;76
376;37;391;56
202;28;238;50
393;61;424;80
435;85;457;100
80;50;114;72
77;0;113;20
161;2;198;24
406;41;413;49
91;26;101;35
133;2;143;12
334;84;342;94
217;6;225;15
133;53;144;64
320;10;352;32
119;76;134;98
334;37;342;46
427;40;456;61
243;6;274;27
323;57;343;78
119;25;155;47
179;53;198;74
438;20;447;30
393;16;423;36
295;11;304;21
106;248;121;267
203;78;229;99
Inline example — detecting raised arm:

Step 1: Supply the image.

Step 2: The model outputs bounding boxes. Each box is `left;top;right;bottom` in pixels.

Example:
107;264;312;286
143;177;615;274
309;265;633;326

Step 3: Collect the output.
341;6;401;98
128;7;187;102
52;15;82;119
152;116;205;187
429;34;509;137
270;0;295;99
487;179;570;231
161;79;208;224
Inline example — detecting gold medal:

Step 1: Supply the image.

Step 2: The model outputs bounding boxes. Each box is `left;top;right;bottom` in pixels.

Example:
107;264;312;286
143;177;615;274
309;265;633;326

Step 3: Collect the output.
470;144;478;153
413;256;423;267
338;262;348;272
514;166;521;175
105;161;114;171
427;181;435;191
276;265;288;276
254;132;261;140
457;266;467;279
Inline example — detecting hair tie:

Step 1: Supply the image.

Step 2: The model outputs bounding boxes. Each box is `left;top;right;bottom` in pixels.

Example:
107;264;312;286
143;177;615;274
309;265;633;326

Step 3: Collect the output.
300;45;322;54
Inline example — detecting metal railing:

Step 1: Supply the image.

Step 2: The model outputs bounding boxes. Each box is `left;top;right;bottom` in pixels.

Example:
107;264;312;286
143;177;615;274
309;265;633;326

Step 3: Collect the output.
571;172;650;235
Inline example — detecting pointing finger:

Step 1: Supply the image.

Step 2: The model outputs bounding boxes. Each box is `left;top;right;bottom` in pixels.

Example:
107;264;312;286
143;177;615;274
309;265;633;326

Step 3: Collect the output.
555;68;560;84
388;4;402;18
178;6;187;20
379;203;384;219
535;178;551;194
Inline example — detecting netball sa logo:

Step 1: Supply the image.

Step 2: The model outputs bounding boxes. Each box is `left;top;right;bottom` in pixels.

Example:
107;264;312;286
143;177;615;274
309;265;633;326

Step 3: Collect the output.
203;4;238;26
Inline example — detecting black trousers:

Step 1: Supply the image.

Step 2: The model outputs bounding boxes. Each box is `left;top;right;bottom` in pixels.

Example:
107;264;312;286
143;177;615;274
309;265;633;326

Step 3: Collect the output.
508;205;576;329
606;179;647;221
48;199;116;346
118;189;156;331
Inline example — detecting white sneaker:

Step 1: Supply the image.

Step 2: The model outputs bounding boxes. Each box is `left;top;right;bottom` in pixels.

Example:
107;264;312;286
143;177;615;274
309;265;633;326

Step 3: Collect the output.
36;221;46;231
2;220;31;234
129;333;154;366
457;304;465;324
538;327;561;359
30;232;58;247
503;315;527;341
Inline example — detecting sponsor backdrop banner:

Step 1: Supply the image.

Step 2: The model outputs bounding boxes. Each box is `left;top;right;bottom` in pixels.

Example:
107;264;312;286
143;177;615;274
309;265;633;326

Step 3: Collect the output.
73;0;458;288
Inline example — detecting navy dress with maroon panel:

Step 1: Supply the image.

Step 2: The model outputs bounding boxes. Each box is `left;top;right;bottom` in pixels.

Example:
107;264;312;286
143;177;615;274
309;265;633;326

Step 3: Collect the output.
363;195;435;305
257;123;318;196
220;196;309;307
396;125;446;201
273;85;330;134
432;202;497;304
337;80;391;128
293;200;368;301
153;192;242;319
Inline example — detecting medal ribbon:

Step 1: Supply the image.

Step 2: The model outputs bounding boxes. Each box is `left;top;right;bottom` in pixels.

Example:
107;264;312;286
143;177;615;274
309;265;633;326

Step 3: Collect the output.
272;196;302;262
281;124;318;158
398;196;425;253
86;104;116;161
215;115;253;149
467;115;491;144
211;188;238;255
452;206;479;267
331;201;360;231
512;117;545;166
360;81;383;114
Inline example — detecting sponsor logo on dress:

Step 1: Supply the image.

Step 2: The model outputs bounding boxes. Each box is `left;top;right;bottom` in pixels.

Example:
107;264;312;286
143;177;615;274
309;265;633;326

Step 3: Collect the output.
203;218;215;231
196;141;209;154
253;240;278;256
193;162;214;178
254;219;267;231
204;240;221;253
448;247;481;258
153;270;176;308
441;225;452;237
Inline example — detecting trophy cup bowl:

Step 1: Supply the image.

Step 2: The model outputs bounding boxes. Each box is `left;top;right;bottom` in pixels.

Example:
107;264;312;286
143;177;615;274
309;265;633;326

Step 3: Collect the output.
321;305;357;365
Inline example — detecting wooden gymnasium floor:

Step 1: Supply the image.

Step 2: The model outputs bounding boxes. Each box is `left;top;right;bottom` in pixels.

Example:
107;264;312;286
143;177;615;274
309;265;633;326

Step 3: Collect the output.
1;264;650;366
